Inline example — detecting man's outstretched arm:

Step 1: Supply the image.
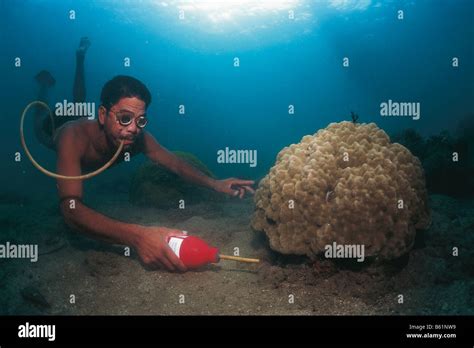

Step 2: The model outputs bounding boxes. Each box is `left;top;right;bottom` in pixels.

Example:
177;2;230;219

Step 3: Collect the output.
141;131;255;198
56;127;187;271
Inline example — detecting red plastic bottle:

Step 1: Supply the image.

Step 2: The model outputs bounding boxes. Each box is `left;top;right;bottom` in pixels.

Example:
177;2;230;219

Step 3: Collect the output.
167;235;219;269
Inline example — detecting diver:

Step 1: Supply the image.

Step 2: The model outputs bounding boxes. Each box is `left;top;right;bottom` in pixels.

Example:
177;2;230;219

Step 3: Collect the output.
33;37;255;272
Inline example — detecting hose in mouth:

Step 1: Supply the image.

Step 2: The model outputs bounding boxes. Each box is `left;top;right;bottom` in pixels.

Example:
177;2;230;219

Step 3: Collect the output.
20;100;124;180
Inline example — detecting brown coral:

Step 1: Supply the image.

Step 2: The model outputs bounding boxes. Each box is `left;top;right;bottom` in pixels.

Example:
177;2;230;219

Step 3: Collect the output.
252;121;431;262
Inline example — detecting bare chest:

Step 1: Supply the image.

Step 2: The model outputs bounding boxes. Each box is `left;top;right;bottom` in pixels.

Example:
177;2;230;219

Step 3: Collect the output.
80;144;141;171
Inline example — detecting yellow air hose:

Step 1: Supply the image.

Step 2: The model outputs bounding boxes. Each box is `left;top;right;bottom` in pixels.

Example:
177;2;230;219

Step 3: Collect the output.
219;255;260;263
20;100;124;180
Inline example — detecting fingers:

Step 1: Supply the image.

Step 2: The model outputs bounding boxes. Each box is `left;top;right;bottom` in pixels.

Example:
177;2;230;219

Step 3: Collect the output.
231;185;255;198
243;185;255;194
149;244;177;272
143;228;187;272
164;247;187;272
160;255;176;272
228;179;255;198
167;229;188;238
234;180;254;186
147;252;184;273
143;256;164;270
161;229;188;272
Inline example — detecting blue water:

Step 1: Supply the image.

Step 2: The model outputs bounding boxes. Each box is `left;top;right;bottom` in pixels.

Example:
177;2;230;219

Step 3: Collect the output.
1;0;473;196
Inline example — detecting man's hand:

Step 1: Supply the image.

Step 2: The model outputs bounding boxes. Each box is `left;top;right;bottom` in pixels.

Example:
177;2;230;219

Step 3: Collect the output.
133;226;188;272
214;178;255;199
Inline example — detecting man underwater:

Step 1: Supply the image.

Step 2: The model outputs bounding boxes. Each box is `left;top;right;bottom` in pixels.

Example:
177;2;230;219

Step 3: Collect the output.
34;38;255;272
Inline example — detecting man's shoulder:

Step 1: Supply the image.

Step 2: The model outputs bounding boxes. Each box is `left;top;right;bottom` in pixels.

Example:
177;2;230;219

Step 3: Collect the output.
53;120;92;149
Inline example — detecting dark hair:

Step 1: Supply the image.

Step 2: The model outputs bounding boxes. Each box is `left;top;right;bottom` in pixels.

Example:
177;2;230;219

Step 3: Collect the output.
100;75;151;110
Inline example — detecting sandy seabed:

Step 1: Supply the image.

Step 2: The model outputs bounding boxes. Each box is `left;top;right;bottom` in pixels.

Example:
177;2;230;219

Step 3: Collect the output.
1;192;473;315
